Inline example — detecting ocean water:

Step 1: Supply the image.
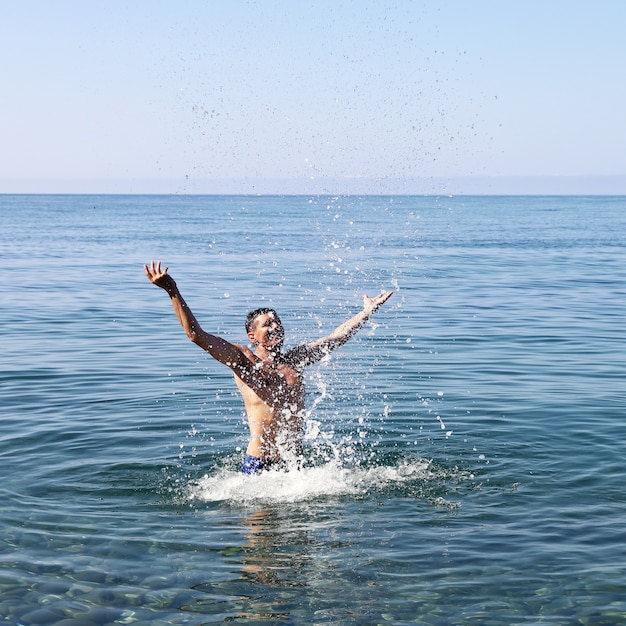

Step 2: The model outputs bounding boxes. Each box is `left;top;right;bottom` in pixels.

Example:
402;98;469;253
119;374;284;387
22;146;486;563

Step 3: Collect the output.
1;193;625;625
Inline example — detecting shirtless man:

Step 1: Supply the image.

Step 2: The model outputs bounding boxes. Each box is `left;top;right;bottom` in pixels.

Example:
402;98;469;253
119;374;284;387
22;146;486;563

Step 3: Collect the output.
144;260;393;474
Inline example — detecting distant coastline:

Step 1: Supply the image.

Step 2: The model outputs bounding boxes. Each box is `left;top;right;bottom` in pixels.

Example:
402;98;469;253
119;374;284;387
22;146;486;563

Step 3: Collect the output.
2;175;626;196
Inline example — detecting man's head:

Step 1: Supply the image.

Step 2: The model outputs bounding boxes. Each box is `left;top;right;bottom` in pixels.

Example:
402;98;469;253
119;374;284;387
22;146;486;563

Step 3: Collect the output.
245;308;284;351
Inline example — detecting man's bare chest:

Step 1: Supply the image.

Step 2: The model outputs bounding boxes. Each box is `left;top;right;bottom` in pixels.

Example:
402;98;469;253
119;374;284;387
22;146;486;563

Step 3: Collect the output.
235;360;302;405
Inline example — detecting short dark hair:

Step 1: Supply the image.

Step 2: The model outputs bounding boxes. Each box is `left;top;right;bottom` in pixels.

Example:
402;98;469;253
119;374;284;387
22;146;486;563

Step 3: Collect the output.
245;308;280;333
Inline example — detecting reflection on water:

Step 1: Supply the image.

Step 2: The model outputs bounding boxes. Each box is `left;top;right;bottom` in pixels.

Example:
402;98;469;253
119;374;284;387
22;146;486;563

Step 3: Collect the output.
186;507;315;622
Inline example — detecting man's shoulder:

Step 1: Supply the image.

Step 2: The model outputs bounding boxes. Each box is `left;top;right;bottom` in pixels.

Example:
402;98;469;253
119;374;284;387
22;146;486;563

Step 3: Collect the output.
282;343;323;370
234;343;257;361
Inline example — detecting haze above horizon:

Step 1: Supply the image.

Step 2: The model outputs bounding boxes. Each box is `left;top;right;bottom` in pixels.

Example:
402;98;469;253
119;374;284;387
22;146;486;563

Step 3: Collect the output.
2;1;625;195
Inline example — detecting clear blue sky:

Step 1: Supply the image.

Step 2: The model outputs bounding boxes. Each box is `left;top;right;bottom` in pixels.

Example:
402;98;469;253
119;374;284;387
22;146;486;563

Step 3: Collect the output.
2;1;625;194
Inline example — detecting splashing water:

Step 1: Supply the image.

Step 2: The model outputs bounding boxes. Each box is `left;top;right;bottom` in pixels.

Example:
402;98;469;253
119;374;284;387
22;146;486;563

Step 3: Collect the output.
181;356;471;508
186;456;471;508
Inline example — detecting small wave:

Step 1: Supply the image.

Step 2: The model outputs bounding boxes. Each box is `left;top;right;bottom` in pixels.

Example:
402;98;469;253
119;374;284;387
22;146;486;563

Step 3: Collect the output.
187;457;470;507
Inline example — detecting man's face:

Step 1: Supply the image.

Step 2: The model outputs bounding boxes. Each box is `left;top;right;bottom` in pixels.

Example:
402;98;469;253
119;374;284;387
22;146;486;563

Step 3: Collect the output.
248;311;284;351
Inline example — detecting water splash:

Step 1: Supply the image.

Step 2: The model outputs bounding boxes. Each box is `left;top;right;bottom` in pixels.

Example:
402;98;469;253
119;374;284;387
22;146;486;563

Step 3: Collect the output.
186;456;471;508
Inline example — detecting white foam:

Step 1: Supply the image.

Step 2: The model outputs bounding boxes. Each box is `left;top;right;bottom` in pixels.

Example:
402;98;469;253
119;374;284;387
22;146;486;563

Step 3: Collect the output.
187;457;437;506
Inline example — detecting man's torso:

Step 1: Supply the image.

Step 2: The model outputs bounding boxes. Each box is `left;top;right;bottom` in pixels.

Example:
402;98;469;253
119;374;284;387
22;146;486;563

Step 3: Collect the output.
234;347;305;461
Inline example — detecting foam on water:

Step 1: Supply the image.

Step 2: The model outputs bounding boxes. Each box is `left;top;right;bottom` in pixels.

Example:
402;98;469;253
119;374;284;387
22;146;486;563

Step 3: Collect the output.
187;456;469;507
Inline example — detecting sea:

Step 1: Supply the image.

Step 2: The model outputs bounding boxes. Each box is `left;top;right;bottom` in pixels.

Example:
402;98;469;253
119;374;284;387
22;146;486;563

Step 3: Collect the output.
1;194;625;625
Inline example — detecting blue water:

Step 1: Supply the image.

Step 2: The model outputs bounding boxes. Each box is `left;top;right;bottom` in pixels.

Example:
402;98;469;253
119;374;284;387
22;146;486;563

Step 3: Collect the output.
2;194;625;625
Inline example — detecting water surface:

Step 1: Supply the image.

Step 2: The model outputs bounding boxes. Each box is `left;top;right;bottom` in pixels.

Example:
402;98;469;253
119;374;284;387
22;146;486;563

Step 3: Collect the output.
2;194;626;624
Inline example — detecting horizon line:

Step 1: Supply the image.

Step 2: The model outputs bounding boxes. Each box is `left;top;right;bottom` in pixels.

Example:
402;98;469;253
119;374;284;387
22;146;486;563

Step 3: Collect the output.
2;174;626;196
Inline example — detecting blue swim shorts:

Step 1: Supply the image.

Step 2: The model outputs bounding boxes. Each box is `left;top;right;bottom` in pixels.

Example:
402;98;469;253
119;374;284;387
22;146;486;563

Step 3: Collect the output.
241;454;288;474
241;455;273;475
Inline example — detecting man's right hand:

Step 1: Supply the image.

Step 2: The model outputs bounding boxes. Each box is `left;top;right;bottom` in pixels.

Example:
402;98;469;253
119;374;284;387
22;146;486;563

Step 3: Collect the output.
144;260;175;291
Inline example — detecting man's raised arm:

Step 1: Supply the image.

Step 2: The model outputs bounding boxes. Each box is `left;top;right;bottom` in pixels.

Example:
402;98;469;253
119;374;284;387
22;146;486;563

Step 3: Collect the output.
144;260;248;370
287;290;393;366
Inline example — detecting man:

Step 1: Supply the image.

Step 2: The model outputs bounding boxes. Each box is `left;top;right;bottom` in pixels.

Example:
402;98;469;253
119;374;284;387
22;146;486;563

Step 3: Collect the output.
144;260;393;474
